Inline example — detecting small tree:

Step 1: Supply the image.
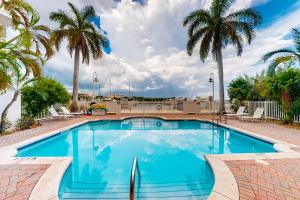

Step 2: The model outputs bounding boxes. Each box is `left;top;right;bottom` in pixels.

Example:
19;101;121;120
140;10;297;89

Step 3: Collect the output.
21;77;70;118
228;75;262;110
256;67;300;122
0;41;41;133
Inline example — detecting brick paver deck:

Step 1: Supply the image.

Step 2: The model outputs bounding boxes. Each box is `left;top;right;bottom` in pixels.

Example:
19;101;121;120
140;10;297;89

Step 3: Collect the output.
227;119;300;147
0;164;49;200
226;159;300;200
0;117;85;148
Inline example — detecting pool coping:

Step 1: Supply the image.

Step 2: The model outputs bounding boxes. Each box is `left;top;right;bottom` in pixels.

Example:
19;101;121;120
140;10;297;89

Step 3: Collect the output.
0;116;300;200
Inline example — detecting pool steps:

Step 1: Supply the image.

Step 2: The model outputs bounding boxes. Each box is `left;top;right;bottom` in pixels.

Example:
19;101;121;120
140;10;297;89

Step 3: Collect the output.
60;179;213;199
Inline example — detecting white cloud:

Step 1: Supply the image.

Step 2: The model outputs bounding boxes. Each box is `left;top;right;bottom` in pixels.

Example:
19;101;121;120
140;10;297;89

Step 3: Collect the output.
24;0;300;98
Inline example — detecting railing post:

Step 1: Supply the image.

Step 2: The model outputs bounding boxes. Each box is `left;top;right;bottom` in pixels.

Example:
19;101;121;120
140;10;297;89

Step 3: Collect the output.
130;158;141;200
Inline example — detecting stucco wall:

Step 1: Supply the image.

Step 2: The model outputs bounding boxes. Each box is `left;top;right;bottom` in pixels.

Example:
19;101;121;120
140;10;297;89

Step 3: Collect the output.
0;90;21;124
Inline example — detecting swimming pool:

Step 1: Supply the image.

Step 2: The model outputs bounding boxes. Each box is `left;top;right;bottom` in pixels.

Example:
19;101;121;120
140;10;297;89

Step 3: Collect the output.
17;118;275;199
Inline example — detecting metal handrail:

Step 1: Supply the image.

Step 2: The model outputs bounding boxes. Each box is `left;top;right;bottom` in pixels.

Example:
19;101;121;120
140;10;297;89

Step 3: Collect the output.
130;157;141;200
212;111;227;124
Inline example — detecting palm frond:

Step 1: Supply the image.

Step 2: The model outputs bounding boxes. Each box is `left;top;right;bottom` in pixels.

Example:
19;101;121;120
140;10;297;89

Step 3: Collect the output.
186;27;209;56
292;28;300;53
225;8;262;26
68;3;82;27
49;11;77;29
81;5;96;21
199;31;213;61
183;9;211;27
262;48;297;62
211;0;235;17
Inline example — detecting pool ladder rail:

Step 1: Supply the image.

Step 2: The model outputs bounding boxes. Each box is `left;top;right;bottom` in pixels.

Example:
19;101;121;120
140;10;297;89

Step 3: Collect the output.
130;157;141;200
212;111;227;124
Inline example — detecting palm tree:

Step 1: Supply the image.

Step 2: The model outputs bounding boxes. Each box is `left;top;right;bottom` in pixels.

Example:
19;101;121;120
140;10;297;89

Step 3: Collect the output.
262;29;300;76
17;10;54;59
50;2;106;111
183;0;262;113
0;42;41;133
0;41;41;84
0;0;33;26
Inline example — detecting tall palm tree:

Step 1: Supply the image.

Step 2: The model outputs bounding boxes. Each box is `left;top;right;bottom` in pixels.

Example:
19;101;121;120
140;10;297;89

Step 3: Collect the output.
262;28;300;76
183;0;262;113
50;2;106;111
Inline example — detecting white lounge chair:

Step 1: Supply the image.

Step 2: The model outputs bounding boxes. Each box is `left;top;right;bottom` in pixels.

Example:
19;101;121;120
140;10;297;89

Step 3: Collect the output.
60;106;82;116
48;107;73;119
239;108;264;122
226;106;246;118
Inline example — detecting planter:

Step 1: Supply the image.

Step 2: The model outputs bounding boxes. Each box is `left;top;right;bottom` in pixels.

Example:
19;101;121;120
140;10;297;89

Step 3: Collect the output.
92;109;107;116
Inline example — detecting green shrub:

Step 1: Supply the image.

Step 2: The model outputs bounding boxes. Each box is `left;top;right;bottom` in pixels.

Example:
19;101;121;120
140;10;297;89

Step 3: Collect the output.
21;77;70;118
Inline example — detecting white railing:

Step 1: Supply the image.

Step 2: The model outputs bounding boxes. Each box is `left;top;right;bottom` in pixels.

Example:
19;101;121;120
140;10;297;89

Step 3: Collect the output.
245;101;300;123
199;100;232;114
120;101;183;114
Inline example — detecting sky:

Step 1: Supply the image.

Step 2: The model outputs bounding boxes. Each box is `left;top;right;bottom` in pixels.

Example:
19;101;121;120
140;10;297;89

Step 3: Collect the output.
19;0;300;98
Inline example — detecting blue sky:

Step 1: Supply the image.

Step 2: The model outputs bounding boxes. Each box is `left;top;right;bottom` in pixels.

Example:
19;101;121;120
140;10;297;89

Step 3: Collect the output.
24;0;300;98
254;0;299;29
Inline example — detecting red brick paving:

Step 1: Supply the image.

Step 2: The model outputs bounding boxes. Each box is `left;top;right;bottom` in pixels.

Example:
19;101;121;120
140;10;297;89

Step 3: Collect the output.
227;119;300;148
0;117;85;148
0;164;49;200
226;159;300;200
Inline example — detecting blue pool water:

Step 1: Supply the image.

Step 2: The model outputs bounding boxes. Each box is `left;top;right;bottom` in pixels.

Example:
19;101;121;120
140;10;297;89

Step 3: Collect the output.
17;118;275;199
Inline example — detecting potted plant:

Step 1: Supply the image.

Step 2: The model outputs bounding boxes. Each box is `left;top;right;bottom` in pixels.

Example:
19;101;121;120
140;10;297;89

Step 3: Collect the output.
88;103;108;116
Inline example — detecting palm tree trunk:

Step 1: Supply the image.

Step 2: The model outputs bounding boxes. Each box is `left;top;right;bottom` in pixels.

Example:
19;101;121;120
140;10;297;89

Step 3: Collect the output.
216;47;225;113
0;91;19;133
71;46;80;112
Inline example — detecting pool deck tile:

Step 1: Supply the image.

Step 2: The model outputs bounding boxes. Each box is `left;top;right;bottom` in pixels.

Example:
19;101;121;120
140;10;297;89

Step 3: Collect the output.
1;114;300;199
226;159;300;200
0;164;49;200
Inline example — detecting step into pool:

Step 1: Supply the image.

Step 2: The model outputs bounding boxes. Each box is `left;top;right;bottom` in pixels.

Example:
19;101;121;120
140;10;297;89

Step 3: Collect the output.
17;118;275;199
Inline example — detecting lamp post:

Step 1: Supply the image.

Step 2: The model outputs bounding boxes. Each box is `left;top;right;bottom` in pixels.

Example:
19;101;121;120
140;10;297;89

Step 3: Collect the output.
131;84;135;99
128;82;135;100
208;73;214;101
92;72;99;100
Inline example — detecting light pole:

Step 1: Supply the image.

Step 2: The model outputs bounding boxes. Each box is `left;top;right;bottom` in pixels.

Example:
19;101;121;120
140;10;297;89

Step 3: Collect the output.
128;82;135;100
92;72;99;100
208;73;214;101
131;84;135;98
98;83;101;97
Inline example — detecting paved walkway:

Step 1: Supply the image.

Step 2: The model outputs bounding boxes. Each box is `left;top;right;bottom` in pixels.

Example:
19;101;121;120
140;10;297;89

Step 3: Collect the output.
0;164;49;200
226;159;300;200
227;119;300;147
1;115;300;199
0;117;85;148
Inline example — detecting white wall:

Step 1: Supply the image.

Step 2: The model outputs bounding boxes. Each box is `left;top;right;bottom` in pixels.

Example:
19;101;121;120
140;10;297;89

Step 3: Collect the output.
0;90;21;124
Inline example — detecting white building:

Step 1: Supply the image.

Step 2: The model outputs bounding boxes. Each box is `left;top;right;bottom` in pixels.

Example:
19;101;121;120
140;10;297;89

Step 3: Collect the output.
0;9;21;124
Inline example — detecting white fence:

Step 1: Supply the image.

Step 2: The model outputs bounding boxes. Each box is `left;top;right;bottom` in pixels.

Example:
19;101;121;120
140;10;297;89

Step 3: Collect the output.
246;101;300;123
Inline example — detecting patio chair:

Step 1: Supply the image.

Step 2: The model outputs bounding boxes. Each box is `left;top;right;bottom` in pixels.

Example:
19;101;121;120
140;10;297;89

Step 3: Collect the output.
60;106;82;116
48;107;73;119
225;106;246;118
239;108;264;122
